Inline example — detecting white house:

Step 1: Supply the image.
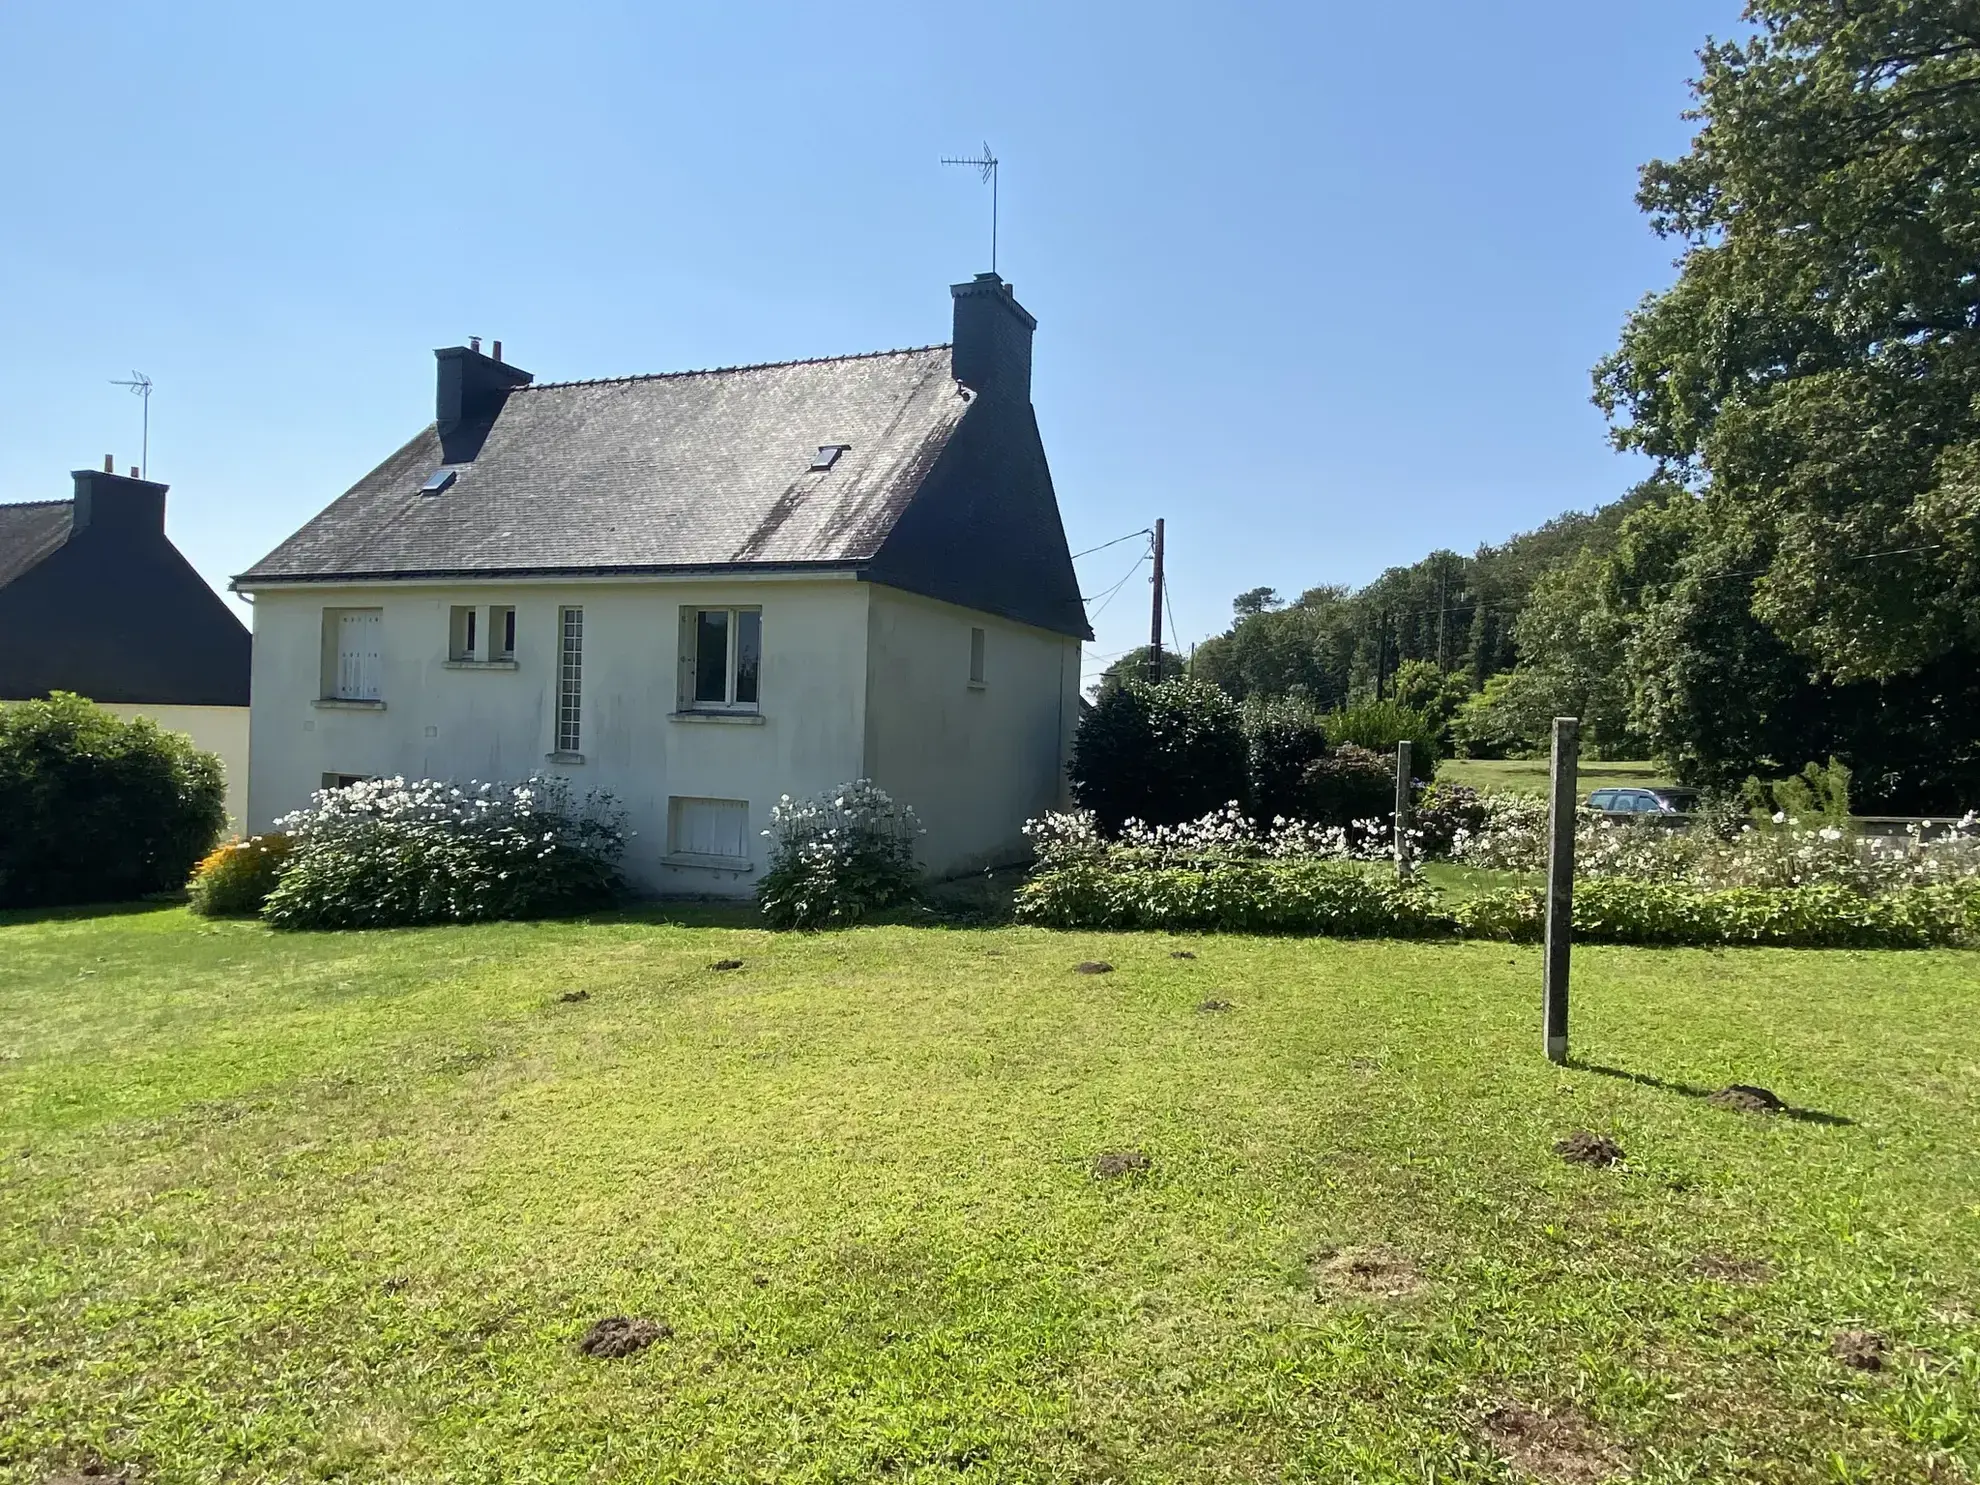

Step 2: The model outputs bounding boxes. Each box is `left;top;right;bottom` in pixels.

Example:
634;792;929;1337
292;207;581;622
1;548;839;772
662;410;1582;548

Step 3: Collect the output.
234;274;1092;894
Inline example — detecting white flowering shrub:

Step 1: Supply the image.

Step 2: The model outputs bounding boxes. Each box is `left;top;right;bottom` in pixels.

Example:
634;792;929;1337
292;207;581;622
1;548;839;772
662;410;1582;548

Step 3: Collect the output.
1016;803;1445;937
1449;790;1980;896
758;780;923;930
262;776;625;930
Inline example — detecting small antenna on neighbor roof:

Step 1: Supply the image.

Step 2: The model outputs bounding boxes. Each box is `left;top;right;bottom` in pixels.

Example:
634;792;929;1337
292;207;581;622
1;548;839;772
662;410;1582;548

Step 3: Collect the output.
941;142;1000;275
110;371;153;477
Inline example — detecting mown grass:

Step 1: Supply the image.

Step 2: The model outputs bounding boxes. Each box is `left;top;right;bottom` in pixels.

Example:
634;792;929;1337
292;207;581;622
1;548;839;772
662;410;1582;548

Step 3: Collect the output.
1438;758;1674;797
1;905;1976;1483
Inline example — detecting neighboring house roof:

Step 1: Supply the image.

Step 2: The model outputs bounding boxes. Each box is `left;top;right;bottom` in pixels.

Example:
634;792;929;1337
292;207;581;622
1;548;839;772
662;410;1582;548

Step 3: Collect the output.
0;473;252;708
0;500;73;588
238;279;1092;639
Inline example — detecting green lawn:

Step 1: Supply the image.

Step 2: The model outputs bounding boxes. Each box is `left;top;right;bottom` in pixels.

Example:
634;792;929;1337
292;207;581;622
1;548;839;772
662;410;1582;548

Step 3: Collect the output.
1438;758;1675;797
2;907;1976;1483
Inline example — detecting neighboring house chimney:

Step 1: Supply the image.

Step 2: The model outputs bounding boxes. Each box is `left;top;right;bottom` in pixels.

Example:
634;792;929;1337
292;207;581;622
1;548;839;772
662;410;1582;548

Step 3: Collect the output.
950;272;1035;403
71;467;167;537
434;342;533;463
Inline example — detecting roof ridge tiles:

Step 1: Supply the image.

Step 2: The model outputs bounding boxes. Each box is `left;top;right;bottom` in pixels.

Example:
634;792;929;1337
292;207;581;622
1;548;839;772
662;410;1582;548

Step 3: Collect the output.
520;342;953;391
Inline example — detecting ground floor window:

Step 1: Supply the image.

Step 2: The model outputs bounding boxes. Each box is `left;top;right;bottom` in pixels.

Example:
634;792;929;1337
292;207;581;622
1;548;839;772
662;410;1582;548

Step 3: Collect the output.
667;796;750;860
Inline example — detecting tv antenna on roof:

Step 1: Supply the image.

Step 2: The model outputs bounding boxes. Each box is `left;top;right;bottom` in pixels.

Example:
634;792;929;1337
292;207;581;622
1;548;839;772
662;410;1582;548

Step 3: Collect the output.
941;142;1000;275
110;371;153;477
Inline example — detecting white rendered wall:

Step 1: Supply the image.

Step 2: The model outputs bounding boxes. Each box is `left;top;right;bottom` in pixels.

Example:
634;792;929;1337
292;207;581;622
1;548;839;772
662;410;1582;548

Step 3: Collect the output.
245;578;871;896
861;585;1080;879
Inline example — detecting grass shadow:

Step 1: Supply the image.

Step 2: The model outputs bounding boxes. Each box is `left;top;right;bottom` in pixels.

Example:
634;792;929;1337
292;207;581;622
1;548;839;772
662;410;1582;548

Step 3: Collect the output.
0;898;188;929
1568;1059;1856;1127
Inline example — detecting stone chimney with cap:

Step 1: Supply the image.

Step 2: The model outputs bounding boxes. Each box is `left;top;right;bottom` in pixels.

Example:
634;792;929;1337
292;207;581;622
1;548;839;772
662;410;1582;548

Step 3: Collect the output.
70;466;168;537
434;341;533;463
949;273;1035;403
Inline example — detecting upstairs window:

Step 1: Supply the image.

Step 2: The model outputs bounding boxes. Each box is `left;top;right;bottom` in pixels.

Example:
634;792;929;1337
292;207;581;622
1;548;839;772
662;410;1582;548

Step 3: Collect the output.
492;605;516;660
681;607;761;710
323;608;383;701
448;605;478;662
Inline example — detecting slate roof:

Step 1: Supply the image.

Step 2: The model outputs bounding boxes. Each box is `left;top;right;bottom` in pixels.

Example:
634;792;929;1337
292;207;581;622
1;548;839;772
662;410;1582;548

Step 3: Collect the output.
0;501;73;589
240;346;971;582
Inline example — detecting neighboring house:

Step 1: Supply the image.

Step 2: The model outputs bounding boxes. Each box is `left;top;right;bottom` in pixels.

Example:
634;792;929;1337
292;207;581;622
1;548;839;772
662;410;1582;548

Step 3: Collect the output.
234;273;1092;895
0;464;253;827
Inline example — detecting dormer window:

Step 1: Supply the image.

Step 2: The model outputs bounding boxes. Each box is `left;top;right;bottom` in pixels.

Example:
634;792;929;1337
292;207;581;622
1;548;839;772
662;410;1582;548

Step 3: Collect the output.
810;445;848;471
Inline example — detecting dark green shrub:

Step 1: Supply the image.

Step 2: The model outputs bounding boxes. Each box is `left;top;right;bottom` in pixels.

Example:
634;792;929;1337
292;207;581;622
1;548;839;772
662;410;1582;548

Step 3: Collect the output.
758;780;922;930
1454;879;1977;949
1299;744;1395;828
1323;700;1442;771
1014;856;1452;937
187;834;293;917
1243;699;1333;822
262;776;624;930
1068;678;1247;834
0;692;226;908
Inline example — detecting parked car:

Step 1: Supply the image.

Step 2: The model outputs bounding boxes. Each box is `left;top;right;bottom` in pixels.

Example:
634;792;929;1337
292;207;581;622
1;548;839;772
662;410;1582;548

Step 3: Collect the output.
1589;787;1699;816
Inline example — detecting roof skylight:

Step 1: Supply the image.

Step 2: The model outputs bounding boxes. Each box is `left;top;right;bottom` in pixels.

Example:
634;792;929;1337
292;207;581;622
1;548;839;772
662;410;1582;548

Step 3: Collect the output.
420;468;458;495
810;445;848;471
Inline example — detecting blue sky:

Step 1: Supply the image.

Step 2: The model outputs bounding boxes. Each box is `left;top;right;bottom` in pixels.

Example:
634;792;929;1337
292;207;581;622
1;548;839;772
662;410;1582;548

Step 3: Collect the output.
0;1;1733;686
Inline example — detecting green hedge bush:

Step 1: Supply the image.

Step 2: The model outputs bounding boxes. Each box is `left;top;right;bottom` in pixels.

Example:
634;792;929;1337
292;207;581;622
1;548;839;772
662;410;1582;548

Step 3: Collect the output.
1068;678;1247;833
0;692;226;908
1453;879;1979;949
1014;857;1451;937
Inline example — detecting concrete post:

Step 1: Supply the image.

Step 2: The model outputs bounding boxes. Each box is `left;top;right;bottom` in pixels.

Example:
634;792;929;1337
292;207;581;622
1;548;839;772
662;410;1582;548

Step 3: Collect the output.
1394;739;1413;880
1544;716;1580;1063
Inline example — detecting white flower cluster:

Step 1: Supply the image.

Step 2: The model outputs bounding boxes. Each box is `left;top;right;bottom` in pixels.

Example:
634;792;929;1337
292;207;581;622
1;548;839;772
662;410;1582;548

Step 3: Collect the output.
758;779;924;928
277;774;626;859
1452;791;1980;893
1024;802;1409;870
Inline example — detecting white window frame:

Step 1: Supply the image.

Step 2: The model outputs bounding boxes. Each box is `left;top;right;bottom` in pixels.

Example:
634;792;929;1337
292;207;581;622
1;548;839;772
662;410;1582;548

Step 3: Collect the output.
323;608;383;701
448;605;478;662
553;606;583;756
679;606;762;712
492;605;516;660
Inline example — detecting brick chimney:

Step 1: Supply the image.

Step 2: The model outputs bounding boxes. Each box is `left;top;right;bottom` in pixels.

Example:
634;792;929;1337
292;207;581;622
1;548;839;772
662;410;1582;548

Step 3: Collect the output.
435;342;532;462
71;467;167;537
950;273;1035;403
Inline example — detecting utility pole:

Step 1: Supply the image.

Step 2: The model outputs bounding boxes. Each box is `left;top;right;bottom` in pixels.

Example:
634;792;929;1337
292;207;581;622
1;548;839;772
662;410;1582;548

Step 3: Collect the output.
1374;610;1389;700
1436;560;1450;672
1147;518;1166;682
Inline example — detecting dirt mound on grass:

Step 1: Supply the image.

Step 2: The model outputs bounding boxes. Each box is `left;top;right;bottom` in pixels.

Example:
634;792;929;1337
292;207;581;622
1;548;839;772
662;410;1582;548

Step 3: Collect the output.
1311;1245;1422;1299
1554;1131;1624;1167
557;989;589;1003
1479;1401;1627;1482
1075;961;1114;975
1831;1329;1887;1370
578;1315;671;1358
709;959;744;972
1091;1150;1151;1179
1197;999;1234;1013
1170;950;1197;960
1690;1252;1772;1284
1707;1084;1784;1114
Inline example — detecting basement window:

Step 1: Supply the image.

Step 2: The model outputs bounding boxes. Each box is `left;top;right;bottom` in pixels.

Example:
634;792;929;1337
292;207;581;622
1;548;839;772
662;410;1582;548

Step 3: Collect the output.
667;796;751;862
810;444;848;471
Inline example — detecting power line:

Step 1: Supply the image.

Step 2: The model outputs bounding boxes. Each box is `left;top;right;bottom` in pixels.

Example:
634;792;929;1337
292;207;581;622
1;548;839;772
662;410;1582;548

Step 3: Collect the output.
1071;528;1153;561
1084;545;1153;620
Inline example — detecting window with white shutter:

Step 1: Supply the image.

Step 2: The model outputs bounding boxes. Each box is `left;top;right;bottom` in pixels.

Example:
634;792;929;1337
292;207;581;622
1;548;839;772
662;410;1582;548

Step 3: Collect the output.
667;797;750;861
322;608;383;700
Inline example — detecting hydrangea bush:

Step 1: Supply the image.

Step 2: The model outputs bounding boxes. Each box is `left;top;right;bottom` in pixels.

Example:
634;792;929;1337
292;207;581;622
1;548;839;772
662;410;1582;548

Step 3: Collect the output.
262;776;625;930
758;780;923;930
